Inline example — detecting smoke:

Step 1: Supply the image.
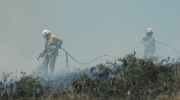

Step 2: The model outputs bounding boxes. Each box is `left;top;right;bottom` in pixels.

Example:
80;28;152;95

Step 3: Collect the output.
0;0;61;76
154;39;180;60
0;0;180;79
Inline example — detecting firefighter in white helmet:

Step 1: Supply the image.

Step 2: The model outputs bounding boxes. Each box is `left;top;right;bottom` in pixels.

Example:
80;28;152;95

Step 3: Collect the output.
41;30;63;75
141;27;156;58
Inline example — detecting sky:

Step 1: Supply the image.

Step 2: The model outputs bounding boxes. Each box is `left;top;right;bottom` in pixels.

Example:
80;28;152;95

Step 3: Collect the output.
0;0;180;76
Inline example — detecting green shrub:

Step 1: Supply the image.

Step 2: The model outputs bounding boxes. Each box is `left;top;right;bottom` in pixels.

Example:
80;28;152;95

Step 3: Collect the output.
16;76;43;97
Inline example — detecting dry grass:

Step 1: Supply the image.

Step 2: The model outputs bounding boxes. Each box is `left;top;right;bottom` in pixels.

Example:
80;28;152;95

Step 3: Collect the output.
1;53;180;100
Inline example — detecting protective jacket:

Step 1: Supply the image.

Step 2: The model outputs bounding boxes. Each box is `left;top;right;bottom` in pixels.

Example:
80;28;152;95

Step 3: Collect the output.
142;36;156;57
45;34;63;56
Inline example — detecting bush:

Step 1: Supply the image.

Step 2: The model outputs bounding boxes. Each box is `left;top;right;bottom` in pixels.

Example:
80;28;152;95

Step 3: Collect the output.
16;76;43;97
71;53;180;99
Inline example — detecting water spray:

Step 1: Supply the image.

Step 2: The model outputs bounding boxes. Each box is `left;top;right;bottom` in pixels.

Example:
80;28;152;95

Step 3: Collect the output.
26;50;47;69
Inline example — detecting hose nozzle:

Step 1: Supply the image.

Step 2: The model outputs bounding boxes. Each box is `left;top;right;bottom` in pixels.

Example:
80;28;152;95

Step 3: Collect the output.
37;53;42;60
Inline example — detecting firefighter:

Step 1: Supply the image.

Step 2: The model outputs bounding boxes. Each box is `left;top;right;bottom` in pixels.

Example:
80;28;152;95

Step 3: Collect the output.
141;27;156;58
41;30;63;75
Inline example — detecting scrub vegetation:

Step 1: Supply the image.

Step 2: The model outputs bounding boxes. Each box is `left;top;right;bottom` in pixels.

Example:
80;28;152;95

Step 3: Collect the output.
1;52;180;100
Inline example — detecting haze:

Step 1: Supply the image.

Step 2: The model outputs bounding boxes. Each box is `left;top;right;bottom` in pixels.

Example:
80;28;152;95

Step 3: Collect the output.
0;0;180;76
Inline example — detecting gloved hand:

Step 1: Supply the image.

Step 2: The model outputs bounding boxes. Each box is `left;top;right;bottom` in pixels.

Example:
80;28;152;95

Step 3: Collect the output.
41;50;46;57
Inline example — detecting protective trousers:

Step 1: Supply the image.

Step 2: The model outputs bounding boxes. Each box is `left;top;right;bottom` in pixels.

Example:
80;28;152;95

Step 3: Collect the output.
144;52;155;58
42;54;57;75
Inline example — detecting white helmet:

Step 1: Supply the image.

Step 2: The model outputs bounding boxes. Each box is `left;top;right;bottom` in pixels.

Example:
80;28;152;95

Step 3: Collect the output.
42;30;50;37
146;27;154;33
